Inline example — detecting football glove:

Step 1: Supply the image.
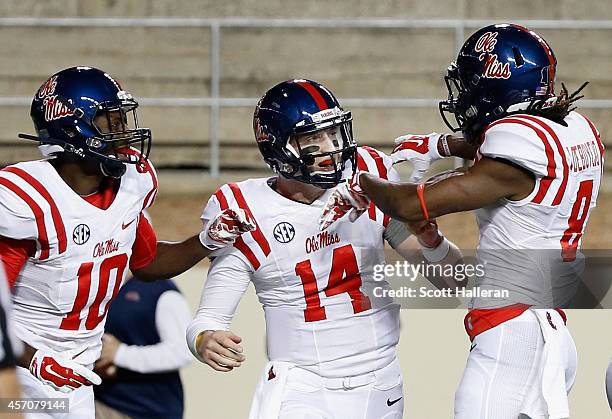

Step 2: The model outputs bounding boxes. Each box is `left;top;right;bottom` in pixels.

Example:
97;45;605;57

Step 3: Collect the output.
200;208;256;251
319;171;370;231
29;349;101;393
391;133;445;182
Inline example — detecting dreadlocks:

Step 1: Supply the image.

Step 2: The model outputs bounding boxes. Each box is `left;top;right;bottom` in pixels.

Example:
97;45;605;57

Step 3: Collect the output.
526;81;589;124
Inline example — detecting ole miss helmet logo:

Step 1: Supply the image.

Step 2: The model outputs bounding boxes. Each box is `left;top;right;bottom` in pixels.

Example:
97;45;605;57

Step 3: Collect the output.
475;32;499;55
43;95;76;122
37;76;58;99
474;32;511;80
254;117;272;143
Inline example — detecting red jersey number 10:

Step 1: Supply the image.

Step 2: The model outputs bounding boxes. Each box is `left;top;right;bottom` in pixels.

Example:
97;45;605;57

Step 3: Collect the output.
60;253;128;331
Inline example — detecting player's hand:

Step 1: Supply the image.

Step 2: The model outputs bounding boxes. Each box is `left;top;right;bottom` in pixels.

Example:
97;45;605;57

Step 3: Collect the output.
196;330;245;372
29;349;102;393
199;208;256;251
319;171;370;231
391;133;445;182
406;220;444;249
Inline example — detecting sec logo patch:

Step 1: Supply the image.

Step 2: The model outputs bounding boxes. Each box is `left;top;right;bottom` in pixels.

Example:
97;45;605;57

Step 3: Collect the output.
73;224;90;245
273;222;295;243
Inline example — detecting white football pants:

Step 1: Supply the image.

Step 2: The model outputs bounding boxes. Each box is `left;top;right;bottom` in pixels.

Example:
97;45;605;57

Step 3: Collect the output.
248;357;404;419
16;366;94;419
455;309;577;419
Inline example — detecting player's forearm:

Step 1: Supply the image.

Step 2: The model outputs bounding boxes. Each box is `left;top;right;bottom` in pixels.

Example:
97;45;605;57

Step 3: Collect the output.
134;235;211;281
393;234;465;291
16;342;36;369
359;174;424;223
438;134;477;160
114;342;192;373
421;240;466;290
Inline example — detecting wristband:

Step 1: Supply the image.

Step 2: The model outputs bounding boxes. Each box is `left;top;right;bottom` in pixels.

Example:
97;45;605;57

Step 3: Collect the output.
416;183;429;221
440;134;451;157
421;237;451;263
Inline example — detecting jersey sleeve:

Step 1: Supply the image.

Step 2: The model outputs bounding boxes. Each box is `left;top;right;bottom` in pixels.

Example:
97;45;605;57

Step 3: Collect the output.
356;146;399;181
0;261;23;366
383;219;411;249
185;253;252;361
0;238;34;288
479;120;551;178
200;184;266;269
0;183;39;241
359;148;413;247
201;193;222;224
356;146;408;236
129;213;158;271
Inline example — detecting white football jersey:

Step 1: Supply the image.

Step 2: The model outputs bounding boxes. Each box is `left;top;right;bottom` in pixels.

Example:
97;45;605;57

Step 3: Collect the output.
473;111;604;308
0;157;157;365
199;147;402;378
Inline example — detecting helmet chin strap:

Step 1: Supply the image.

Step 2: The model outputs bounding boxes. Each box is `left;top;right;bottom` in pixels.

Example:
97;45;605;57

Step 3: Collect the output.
100;158;126;178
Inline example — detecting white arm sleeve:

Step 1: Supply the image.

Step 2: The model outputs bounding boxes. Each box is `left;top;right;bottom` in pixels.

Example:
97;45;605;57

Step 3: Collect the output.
386;160;401;183
185;253;252;361
113;290;193;373
382;155;412;248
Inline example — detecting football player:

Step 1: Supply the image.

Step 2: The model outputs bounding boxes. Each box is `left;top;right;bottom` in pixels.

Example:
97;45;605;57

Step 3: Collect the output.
186;79;462;419
321;24;603;419
0;67;254;418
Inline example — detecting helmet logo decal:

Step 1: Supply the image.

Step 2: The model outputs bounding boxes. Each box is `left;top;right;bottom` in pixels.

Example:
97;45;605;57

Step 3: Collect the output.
536;66;551;96
43;95;76;121
482;54;511;79
37;76;58;99
475;32;499;56
254;117;270;143
475;32;510;80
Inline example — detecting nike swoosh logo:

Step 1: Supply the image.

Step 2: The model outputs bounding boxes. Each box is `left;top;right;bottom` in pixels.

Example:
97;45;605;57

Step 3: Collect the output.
122;219;135;230
387;396;402;407
470;343;477;352
394;138;427;153
408;138;426;148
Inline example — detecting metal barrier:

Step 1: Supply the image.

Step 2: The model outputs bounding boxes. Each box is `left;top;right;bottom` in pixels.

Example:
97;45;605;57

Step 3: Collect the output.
0;18;610;176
